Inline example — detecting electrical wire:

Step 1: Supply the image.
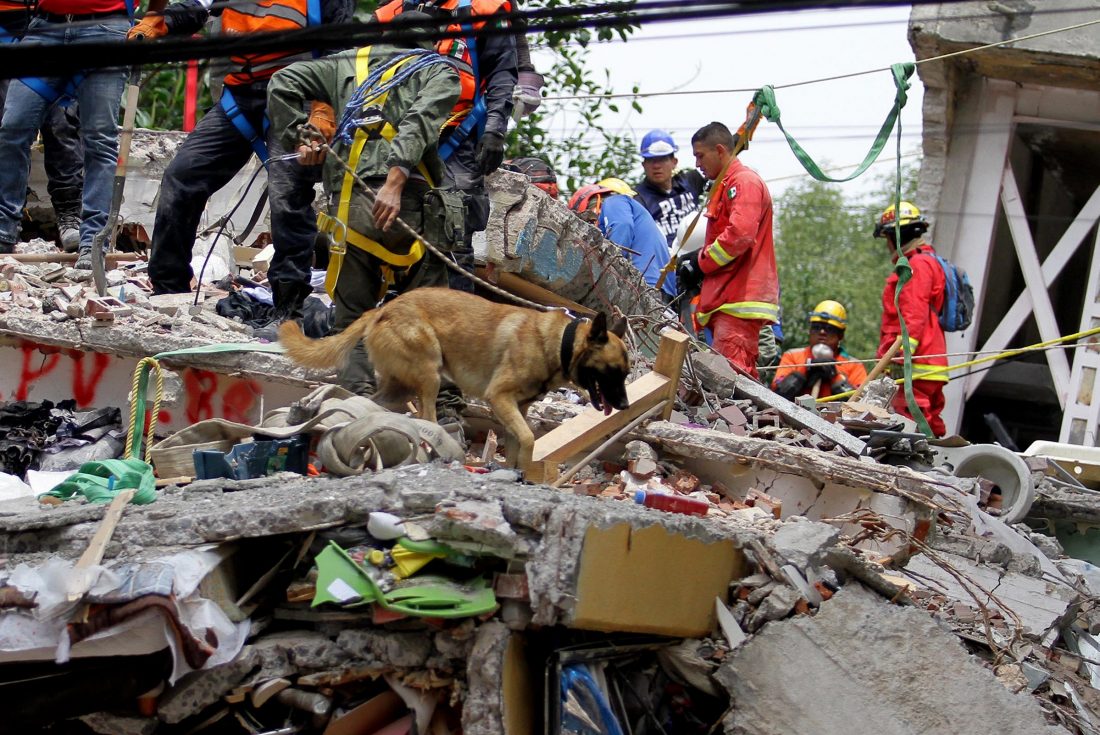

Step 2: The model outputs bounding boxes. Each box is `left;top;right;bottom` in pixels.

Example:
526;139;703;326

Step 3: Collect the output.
193;161;264;306
0;0;1054;79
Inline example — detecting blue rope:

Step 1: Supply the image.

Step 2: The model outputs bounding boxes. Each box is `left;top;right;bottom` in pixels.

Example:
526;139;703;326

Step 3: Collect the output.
334;49;456;144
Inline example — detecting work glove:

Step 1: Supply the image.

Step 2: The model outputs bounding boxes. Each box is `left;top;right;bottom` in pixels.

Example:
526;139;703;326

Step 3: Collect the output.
774;372;807;401
805;360;837;389
475;130;506;176
307;101;337;143
128;12;167;40
676;251;703;292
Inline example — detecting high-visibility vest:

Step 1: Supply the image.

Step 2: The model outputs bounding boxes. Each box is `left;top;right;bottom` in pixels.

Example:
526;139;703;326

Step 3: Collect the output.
375;0;508;134
222;0;321;86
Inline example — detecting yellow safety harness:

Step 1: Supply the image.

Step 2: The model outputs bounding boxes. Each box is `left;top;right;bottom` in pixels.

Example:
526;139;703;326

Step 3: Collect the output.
320;46;436;298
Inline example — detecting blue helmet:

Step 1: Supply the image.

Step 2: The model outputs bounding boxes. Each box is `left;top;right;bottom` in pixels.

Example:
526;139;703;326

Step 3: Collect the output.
640;130;678;159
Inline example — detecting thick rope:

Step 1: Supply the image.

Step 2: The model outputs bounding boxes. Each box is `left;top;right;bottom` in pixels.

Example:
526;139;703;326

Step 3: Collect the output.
125;357;164;463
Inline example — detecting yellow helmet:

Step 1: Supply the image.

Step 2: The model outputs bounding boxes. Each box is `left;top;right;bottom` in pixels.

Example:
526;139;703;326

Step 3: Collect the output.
809;300;848;330
874;201;928;238
597;177;637;197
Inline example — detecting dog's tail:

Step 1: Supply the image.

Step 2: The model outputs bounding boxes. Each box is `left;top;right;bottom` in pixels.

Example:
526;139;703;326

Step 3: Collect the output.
278;310;380;370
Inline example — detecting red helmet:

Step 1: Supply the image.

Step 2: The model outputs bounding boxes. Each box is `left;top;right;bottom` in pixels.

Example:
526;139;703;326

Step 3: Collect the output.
568;183;612;215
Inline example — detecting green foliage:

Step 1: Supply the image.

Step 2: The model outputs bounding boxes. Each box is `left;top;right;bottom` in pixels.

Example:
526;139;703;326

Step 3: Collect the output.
506;1;639;192
775;160;919;362
135;65;214;131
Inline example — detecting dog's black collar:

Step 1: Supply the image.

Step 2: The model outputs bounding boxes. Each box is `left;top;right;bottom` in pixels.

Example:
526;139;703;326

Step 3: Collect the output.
560;317;586;377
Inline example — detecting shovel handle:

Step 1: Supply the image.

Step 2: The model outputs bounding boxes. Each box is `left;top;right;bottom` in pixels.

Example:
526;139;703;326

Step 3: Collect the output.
847;336;903;404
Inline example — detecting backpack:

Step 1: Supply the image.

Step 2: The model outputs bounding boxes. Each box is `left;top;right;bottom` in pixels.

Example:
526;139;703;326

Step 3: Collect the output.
933;254;974;332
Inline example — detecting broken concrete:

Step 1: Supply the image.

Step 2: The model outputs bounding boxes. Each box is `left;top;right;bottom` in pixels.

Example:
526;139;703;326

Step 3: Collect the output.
768;519;841;569
717;585;1061;735
156;646;259;724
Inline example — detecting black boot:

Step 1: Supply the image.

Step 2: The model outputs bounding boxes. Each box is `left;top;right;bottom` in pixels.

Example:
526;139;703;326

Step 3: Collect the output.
254;280;312;341
53;199;81;253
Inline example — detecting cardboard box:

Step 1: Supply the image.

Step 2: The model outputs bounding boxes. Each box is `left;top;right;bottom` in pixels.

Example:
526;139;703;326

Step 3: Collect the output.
570;523;747;637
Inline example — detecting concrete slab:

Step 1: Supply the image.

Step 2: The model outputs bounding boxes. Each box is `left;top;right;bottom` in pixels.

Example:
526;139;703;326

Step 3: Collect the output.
717;584;1062;735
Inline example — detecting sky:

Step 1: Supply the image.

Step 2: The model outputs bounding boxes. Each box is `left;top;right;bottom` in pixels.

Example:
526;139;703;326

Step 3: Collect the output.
533;4;924;201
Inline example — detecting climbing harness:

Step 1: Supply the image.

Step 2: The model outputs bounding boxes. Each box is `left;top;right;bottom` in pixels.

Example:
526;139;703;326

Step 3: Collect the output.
220;86;271;164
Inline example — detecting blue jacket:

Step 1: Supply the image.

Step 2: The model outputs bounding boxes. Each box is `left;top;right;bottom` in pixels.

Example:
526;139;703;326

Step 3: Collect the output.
634;169;706;246
600;195;677;298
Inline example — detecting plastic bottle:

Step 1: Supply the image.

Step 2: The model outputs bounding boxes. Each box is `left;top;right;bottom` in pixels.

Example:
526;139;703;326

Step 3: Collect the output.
634;490;710;517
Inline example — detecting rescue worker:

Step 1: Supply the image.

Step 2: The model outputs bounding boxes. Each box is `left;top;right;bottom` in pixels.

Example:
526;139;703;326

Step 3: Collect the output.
374;0;517;293
874;201;948;436
772;300;867;400
0;0;159;261
677;122;778;379
568;177;676;301
135;0;353;321
0;0;85;252
267;14;462;395
633;129;705;248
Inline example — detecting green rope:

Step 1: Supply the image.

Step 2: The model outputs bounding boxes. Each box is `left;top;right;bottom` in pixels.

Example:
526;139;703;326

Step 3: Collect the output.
754;62;915;182
889;77;934;438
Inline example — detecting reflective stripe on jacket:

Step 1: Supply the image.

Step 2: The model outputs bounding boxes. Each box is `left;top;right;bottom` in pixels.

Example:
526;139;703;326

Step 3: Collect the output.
695;158;779;326
222;0;319;85
878;243;949;382
772;346;868;398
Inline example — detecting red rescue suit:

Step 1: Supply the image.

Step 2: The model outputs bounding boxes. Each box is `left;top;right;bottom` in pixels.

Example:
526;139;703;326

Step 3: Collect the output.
878;242;948;435
696;158;779;377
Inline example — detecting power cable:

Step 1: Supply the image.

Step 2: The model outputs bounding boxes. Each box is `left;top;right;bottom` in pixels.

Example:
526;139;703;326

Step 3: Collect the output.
0;0;1010;79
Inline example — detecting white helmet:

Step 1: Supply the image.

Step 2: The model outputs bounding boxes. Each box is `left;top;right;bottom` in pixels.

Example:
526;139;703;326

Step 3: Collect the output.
672;211;706;255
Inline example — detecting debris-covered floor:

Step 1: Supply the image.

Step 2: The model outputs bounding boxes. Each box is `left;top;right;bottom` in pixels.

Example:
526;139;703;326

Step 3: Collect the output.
2;160;1100;733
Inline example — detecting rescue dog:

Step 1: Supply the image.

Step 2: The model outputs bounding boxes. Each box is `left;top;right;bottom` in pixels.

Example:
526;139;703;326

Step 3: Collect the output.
279;288;631;469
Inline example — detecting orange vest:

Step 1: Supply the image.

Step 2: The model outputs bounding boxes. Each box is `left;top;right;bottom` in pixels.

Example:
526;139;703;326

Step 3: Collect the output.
221;0;320;86
0;0;29;14
375;0;509;130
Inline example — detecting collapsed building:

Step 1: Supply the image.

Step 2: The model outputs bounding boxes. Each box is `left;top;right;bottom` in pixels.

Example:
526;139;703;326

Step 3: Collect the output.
4;21;1100;726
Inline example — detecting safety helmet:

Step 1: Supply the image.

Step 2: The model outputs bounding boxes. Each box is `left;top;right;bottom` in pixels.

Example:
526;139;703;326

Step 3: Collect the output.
874;201;928;239
809;300;848;330
569;179;632;215
597;177;637;197
640;129;678;159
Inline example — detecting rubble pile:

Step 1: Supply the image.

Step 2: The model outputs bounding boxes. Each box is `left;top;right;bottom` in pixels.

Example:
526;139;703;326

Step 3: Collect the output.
0;442;1097;734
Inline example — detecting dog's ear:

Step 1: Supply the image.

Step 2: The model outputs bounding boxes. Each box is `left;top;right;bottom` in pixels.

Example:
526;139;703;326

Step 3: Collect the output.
588;313;608;344
609;316;627;339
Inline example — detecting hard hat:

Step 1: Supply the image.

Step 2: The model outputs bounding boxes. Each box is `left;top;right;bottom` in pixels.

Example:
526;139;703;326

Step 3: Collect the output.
874;201;928;238
640;129;678;159
569;183;612;215
809;300;848;330
672;208;706;254
597;177;637;197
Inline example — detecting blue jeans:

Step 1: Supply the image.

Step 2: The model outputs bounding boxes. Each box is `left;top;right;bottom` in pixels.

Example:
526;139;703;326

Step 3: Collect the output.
0;16;127;247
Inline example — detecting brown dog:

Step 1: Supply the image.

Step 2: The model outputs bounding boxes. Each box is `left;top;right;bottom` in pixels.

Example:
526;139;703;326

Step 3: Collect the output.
279;288;631;468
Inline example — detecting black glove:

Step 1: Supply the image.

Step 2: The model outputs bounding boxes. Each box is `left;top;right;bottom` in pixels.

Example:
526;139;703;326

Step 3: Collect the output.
676;252;703;292
475;131;506;176
806;361;837;389
774;372;807;400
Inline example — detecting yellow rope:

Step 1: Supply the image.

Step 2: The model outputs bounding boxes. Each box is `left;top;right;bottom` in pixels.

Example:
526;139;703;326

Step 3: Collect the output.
817;325;1100;403
125;357;165;463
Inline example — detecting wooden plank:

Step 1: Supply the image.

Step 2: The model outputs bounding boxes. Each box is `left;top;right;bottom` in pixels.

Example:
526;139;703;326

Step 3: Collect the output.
999;164;1070;405
968;181;1100;399
474;267;596;316
532;372;671;463
652;329;690;420
67;489;135;601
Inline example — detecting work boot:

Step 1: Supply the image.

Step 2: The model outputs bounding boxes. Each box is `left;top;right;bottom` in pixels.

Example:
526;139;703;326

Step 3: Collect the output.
74;245;94;270
0;241;13;255
253;280;313;341
55;205;81;253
